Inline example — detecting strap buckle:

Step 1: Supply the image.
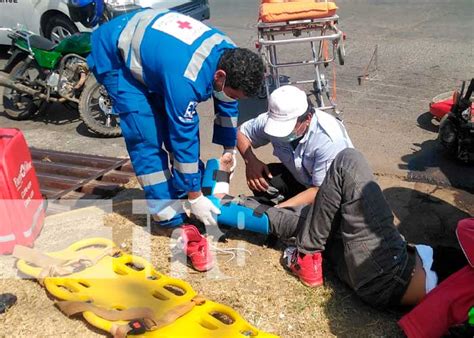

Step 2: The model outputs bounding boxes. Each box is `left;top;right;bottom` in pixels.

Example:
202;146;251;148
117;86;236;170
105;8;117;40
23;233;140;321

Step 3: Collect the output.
128;319;147;335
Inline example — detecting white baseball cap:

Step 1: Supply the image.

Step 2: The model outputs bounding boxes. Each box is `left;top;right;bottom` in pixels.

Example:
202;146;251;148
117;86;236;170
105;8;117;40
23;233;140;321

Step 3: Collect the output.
264;85;308;137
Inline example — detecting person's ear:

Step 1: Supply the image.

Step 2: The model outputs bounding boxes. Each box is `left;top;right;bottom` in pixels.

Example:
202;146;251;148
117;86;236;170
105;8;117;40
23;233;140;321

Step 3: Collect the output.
213;69;227;87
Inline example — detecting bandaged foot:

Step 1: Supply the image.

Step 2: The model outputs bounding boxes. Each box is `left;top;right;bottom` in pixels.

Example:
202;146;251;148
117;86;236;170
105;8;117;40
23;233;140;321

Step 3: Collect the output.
214;152;234;197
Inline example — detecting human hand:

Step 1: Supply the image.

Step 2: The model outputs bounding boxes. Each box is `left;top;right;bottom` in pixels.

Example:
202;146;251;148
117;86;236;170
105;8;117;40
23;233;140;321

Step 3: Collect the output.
188;194;221;226
245;158;272;192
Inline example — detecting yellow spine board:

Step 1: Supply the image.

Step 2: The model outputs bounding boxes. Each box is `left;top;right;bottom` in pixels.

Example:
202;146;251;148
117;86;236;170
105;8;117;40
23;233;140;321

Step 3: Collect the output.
16;238;278;338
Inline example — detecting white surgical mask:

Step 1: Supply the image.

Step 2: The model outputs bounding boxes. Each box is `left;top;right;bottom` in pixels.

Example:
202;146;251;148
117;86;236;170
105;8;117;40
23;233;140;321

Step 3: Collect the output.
213;77;237;103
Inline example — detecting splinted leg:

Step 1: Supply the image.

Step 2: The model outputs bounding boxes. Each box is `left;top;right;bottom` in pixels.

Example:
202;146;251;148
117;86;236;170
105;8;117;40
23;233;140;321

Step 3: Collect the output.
201;156;313;237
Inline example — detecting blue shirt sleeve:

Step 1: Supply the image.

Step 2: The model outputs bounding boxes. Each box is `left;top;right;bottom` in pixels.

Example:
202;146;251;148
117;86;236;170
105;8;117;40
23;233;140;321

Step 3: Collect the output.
238;113;271;148
212;98;239;147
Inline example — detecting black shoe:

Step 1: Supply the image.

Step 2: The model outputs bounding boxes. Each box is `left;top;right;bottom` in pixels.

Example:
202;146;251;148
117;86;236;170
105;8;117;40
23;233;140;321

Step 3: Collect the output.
0;293;17;314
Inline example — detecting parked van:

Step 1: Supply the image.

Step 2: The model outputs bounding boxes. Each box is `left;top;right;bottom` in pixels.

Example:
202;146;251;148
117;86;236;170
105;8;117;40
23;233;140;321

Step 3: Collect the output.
0;0;210;45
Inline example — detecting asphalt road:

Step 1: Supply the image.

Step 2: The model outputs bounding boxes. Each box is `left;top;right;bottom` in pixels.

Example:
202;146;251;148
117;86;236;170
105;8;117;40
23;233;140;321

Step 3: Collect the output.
1;0;473;192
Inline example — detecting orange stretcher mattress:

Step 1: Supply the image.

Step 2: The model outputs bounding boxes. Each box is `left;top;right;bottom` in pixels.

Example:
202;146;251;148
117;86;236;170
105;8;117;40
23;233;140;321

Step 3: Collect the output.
259;1;338;23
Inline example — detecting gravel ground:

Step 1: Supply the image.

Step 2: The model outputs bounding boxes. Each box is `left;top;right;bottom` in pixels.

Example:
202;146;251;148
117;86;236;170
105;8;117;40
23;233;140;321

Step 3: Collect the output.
1;176;472;337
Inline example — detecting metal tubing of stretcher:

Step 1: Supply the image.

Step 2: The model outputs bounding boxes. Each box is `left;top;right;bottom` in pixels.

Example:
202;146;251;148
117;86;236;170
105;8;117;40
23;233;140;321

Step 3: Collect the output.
259;31;341;46
315;104;336;110
268;40;281;88
311;39;325;107
265;57;335;68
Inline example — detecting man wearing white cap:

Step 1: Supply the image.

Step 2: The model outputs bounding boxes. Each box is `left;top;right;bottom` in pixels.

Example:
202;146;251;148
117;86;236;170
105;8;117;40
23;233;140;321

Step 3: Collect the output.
237;85;353;208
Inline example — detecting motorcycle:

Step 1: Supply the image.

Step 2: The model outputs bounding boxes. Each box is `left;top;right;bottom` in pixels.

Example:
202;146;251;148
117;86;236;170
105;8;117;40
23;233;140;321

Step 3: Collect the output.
436;78;474;162
0;27;121;137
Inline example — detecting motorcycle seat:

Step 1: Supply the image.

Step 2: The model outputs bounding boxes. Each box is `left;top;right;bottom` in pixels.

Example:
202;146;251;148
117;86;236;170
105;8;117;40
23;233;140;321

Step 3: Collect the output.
29;35;57;51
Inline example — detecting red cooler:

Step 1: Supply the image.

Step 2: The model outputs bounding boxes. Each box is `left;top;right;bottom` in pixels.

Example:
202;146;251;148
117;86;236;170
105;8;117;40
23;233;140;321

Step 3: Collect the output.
0;129;45;254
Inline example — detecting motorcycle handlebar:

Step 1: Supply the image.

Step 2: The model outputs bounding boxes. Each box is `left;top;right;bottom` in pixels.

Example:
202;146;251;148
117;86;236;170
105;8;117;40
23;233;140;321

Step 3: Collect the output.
463;79;474;101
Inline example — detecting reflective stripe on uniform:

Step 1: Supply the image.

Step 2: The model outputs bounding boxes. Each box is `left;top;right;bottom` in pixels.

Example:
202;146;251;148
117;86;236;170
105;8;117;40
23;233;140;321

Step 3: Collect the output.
23;201;45;238
118;9;167;84
214;115;238;128
0;233;15;243
129;10;163;84
118;10;148;66
137;170;171;187
184;33;236;82
174;160;199;174
151;200;184;222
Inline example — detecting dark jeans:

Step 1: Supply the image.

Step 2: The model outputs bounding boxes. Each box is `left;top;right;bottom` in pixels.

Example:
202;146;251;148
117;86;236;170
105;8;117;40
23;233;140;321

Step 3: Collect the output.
245;149;415;308
252;163;306;205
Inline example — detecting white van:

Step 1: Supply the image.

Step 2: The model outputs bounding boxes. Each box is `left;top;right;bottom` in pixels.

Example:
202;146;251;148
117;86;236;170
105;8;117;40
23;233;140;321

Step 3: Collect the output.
0;0;210;45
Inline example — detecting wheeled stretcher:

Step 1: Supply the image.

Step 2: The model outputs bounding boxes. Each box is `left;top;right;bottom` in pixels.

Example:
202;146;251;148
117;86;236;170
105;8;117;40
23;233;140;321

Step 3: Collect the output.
257;0;345;111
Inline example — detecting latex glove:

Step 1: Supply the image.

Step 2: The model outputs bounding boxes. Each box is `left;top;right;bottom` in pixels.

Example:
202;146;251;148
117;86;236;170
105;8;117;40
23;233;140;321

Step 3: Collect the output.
222;148;237;173
188;194;221;226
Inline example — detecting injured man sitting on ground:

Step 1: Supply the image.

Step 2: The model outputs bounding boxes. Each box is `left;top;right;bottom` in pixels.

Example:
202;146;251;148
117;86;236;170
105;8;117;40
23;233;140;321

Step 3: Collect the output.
206;148;469;311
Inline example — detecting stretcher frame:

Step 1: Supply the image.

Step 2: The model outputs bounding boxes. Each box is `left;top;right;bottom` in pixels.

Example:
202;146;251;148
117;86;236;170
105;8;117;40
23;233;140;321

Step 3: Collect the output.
257;14;344;112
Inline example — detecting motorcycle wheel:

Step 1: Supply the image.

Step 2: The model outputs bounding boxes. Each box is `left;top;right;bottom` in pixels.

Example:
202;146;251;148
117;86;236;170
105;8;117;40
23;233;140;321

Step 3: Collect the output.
2;60;42;120
79;75;122;137
438;114;458;155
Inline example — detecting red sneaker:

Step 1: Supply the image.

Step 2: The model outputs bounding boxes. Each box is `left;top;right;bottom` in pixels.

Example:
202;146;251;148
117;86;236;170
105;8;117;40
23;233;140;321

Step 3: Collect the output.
179;224;214;272
287;248;323;287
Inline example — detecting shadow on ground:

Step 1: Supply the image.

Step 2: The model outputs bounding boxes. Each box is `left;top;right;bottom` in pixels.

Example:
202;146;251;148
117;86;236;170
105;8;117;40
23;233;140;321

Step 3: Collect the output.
416;111;439;133
322;273;405;337
0;102;80;125
385;187;471;247
399;138;474;193
238;96;268;125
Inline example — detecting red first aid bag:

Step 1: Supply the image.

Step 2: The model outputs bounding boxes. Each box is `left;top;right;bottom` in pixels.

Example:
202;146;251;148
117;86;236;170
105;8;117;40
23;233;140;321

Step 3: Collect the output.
0;128;45;254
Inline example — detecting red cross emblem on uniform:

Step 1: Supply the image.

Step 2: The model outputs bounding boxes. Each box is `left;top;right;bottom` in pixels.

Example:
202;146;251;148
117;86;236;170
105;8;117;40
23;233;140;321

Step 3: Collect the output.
177;21;192;29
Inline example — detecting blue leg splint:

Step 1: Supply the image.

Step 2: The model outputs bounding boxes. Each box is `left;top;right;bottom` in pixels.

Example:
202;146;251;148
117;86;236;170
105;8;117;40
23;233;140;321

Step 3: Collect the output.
201;159;269;234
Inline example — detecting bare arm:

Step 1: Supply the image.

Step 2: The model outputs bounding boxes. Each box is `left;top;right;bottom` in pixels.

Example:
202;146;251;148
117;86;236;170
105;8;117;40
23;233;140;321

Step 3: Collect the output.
237;130;272;192
237;130;256;164
276;186;319;208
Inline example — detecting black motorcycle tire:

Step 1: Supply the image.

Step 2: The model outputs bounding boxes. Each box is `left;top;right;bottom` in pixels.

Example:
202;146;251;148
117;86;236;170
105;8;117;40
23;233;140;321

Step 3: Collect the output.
2;60;42;120
79;75;122;137
438;114;458;155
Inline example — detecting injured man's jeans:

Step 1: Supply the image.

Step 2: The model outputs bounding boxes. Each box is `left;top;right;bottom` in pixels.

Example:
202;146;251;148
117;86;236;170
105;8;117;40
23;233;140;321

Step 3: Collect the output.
233;149;416;308
234;195;311;242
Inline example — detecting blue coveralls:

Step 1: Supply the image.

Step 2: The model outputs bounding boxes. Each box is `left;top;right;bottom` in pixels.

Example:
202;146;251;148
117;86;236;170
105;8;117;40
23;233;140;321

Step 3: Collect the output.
87;9;238;227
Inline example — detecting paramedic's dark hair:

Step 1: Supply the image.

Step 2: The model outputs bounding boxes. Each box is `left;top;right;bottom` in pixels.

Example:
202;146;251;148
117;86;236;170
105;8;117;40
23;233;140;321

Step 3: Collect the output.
218;48;264;97
297;100;315;123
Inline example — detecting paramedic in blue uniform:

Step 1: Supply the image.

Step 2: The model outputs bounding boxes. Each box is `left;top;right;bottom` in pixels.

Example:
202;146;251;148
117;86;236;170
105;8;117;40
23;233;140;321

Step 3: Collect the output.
237;85;353;208
68;3;264;227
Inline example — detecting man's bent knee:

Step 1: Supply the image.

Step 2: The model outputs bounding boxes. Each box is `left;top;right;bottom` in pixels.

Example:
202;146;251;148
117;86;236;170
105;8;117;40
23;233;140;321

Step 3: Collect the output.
333;149;372;175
